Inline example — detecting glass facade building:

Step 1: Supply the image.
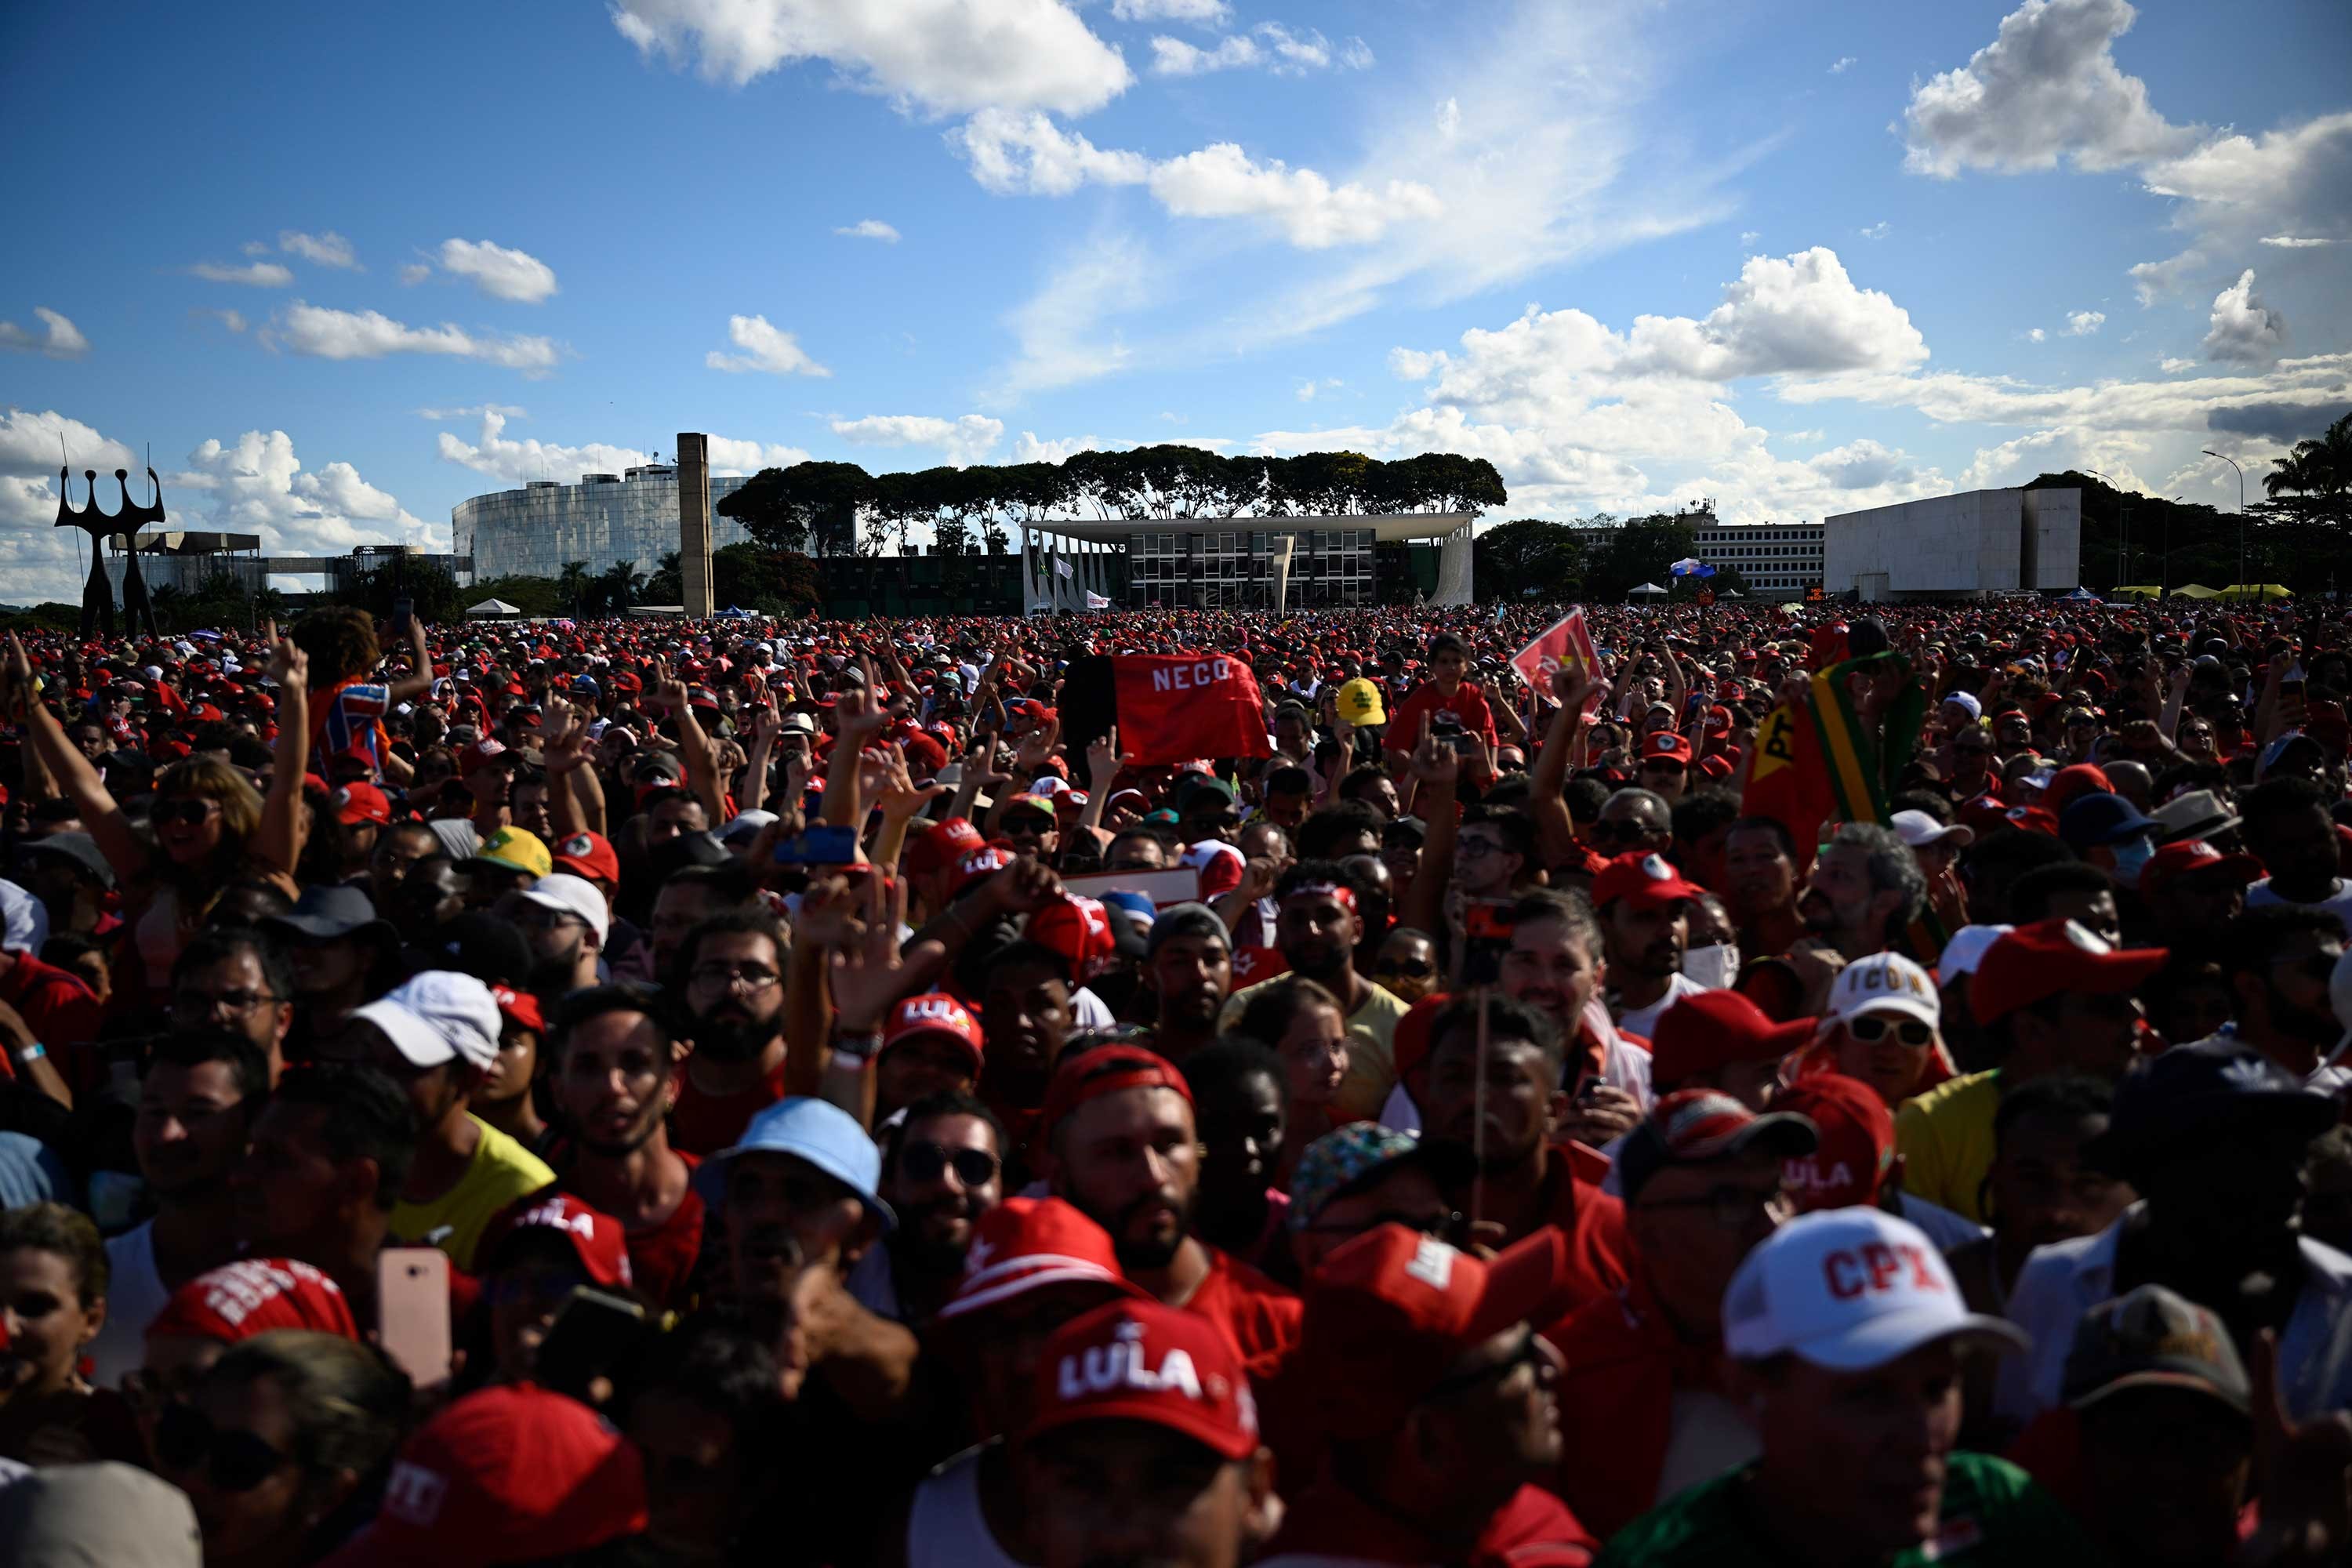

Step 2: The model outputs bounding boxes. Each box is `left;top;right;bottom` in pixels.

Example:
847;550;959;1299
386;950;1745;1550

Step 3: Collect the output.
1126;526;1379;609
452;466;757;584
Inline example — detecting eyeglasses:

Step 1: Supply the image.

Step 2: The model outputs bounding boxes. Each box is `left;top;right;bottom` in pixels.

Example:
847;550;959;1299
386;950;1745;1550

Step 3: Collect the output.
1845;1014;1936;1047
1455;837;1504;860
690;963;781;992
154;797;222;826
1637;1182;1791;1230
155;1402;292;1494
899;1142;999;1186
1001;814;1054;835
1377;959;1436;981
171;988;279;1020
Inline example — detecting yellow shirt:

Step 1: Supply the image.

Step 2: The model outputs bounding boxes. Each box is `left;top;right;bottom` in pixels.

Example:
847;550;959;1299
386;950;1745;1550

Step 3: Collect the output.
390;1115;556;1271
1221;975;1410;1123
1894;1069;2003;1223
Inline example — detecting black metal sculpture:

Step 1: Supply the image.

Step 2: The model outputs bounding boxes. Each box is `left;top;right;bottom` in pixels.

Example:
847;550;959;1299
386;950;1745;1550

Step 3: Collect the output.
55;466;162;637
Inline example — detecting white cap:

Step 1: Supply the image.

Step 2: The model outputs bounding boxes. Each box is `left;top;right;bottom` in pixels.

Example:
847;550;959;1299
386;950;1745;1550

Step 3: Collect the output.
1028;775;1072;797
520;873;611;945
1820;951;1940;1030
1939;924;2013;980
353;971;501;1071
1723;1208;2027;1371
719;809;779;845
1889;809;1973;851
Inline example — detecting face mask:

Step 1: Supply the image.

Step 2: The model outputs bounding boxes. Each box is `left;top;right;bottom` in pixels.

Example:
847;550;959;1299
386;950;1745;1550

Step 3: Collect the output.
1683;942;1741;990
2110;835;2155;887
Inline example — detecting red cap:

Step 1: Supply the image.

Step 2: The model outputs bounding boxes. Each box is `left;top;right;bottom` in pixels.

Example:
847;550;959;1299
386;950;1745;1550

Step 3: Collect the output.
935;1197;1147;1323
2140;838;2263;898
550;830;621;886
1041;1044;1192;1136
324;1385;648;1568
882;993;984;1068
145;1258;360;1345
457;738;514;779
1294;1225;1581;1432
331;782;393;826
1957;792;2011;834
1591;851;1704;912
1971;918;2168;1023
1698;753;1734;780
908;817;986;878
491;985;544;1036
949;844;1010;899
2044;764;2113;817
2004;804;2060;837
1704;705;1733;735
1650;989;1816;1088
1641;731;1694;765
1775;1073;1894;1211
481;1193;633;1290
899;731;948;777
1029;896;1120;982
1027;1299;1260;1461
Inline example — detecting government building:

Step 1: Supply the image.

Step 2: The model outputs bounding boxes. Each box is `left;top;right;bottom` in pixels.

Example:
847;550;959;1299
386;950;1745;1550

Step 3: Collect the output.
452;465;760;583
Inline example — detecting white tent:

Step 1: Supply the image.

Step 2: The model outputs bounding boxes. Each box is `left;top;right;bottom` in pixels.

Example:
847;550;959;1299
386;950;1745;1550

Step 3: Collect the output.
465;598;521;618
1628;583;1668;597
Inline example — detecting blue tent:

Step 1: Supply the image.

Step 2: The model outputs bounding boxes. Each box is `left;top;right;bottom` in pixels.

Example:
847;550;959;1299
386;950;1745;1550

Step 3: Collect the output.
718;605;755;619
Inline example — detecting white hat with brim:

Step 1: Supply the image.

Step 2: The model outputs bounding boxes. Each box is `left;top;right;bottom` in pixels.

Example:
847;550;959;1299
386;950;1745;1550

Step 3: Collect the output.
351;998;459;1069
1725;1209;2029;1373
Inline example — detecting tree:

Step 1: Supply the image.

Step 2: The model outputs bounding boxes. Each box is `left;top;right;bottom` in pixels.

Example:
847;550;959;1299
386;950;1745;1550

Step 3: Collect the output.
465;574;566;618
712;543;821;614
644;550;683;604
333;560;460;626
717;461;873;555
555;561;593;615
592;560;647;614
1473;519;1587;603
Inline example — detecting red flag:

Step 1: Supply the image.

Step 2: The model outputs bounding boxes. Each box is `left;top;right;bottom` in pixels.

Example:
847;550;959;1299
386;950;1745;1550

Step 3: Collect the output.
1065;653;1274;767
1510;608;1605;718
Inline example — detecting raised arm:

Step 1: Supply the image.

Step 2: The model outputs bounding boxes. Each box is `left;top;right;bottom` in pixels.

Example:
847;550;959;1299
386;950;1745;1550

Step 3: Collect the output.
251;625;311;877
1397;714;1462;939
385;612;435;704
6;633;147;887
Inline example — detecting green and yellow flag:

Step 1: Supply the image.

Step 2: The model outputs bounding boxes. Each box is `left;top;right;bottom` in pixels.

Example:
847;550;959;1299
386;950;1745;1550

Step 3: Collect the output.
1740;652;1925;866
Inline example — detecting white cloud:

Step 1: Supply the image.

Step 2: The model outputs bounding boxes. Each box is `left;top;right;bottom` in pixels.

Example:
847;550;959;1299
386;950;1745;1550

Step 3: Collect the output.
1738;230;1760;248
194;308;247;334
1294;378;1343;402
989;233;1149;400
2202;269;2287;364
2128;249;2204;306
2027;328;2048;343
190;260;293;287
272;302;562;373
829;413;1005;465
2064;310;2106;336
2138;112;2352;248
611;0;1131;117
1857;220;1889;240
2262;234;2334;249
703;313;832;376
951;108;1149;195
1149;22;1370;77
834;219;901;242
241;241;270;258
437;410;649;485
437;238;558;303
1436;97;1461;137
0;410;148;601
414;403;526;421
1619;247;1929;380
279;230;358;269
181;429;441;556
398;263;431;285
1149;143;1442;247
1111;0;1229;22
703;435;815;476
2160;357;2195;372
0;308;89;359
1829;56;1855;74
1900;0;2194;178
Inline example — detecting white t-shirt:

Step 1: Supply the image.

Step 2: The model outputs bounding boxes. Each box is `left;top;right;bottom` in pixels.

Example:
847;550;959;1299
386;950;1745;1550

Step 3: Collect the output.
86;1221;170;1393
2248;878;2352;930
1615;973;1708;1040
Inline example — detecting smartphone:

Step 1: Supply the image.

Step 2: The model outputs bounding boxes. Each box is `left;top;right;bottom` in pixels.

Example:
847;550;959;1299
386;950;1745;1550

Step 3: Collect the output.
774;824;859;865
532;1286;651;1405
392;596;413;630
376;1247;452;1388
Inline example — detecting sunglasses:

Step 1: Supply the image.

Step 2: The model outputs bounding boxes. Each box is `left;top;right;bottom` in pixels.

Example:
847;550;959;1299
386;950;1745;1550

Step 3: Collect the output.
156;1402;291;1494
154;797;222;826
1846;1014;1936;1047
1002;814;1055;834
900;1142;999;1186
1377;959;1436;981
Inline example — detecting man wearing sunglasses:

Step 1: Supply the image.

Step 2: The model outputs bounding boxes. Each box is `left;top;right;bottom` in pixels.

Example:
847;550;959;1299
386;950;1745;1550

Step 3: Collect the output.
1814;952;1950;1110
1587;788;1673;861
854;1090;1005;1327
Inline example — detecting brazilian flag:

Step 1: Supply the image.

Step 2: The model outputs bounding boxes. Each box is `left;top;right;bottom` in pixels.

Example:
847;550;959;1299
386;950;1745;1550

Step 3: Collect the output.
1740;652;1926;864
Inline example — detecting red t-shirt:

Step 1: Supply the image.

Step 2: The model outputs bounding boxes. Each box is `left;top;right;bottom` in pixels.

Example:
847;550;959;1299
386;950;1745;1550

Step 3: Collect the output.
1183;1244;1304;1383
619;1151;710;1312
0;949;105;1099
1383;681;1499;751
667;1058;788;1157
1264;1477;1595;1567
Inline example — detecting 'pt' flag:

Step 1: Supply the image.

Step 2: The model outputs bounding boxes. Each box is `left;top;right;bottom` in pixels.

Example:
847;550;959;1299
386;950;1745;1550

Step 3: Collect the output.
1509;608;1605;718
1740;652;1926;870
1062;654;1274;768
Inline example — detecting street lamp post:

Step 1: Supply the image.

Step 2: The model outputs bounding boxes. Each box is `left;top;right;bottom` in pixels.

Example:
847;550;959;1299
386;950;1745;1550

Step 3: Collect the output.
2203;450;2245;595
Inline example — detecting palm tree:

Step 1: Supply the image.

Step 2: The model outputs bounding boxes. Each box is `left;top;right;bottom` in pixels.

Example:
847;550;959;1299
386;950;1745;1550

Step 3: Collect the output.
555;561;592;614
594;560;647;614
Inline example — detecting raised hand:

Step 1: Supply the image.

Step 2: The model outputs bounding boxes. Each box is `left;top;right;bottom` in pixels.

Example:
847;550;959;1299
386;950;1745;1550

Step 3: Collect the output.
1013;713;1062;777
875;742;946;822
1408;712;1460;789
1085;725;1127;789
829;873;912;1032
264;621;309;696
644;657;690;713
833;659;888;746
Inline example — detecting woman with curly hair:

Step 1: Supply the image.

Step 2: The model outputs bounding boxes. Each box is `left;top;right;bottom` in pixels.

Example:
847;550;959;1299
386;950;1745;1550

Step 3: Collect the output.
292;604;434;787
7;625;311;1005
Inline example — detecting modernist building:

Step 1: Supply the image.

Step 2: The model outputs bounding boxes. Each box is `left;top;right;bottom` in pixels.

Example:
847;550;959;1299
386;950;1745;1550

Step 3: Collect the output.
1824;488;2082;601
452;466;763;583
1689;523;1824;601
1020;514;1475;612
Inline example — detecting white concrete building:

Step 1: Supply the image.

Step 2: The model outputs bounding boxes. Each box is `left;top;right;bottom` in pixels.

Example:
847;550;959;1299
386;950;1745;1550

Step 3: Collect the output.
1824;488;2081;601
1690;522;1824;601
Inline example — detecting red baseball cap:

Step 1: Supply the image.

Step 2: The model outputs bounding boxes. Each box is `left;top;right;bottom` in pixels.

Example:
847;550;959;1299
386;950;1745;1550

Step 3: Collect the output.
1650;989;1816;1089
457;738;514;779
331;782;393;826
1029;896;1120;982
1970;918;2169;1024
1641;731;1694;766
145;1258;360;1346
1591;851;1704;912
883;993;984;1068
324;1385;647;1568
949;844;1010;899
1294;1224;1581;1432
2140;838;2263;898
1775;1073;1894;1211
1041;1044;1192;1136
550;830;621;886
481;1192;633;1290
2003;804;2060;837
2043;764;2114;817
1027;1299;1260;1461
935;1196;1147;1324
908;817;986;878
490;985;545;1036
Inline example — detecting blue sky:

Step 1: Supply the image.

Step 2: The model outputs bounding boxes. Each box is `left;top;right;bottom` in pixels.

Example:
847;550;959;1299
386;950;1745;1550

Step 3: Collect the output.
4;0;2347;600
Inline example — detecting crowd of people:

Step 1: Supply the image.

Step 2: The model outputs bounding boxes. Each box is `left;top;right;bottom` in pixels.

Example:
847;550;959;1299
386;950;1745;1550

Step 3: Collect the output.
0;590;2350;1564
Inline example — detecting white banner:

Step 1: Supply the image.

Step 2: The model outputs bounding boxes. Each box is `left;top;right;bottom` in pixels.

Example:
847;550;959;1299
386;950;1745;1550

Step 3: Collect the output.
1084;590;1112;609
